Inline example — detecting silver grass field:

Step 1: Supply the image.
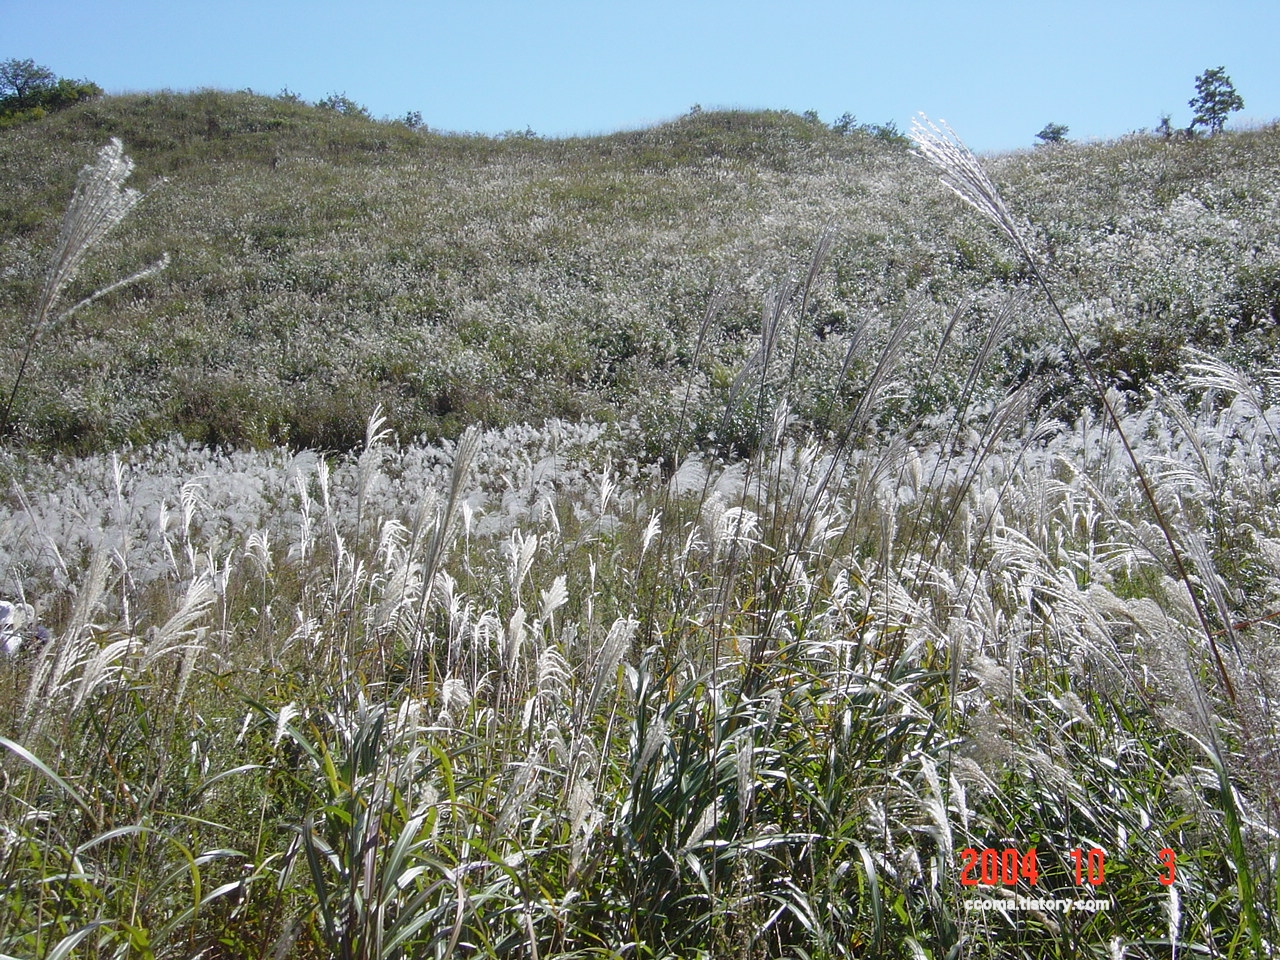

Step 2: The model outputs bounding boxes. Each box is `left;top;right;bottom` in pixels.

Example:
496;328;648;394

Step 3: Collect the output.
1;94;1279;958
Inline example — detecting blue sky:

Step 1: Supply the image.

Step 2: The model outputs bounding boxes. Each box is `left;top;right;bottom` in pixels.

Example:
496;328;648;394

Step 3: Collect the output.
6;1;1278;152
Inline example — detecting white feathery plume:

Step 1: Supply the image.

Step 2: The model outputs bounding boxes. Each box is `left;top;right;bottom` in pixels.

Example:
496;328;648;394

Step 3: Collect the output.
506;528;539;598
584;617;636;718
274;702;300;747
36;139;146;329
637;714;667;775
639;511;661;558
22;546;110;732
505;606;527;672
908;114;1033;263
4;138;167;433
538;574;569;627
143;574;215;668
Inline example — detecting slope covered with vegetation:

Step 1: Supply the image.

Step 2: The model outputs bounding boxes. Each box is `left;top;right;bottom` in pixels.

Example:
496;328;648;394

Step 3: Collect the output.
1;92;1279;958
2;91;1277;453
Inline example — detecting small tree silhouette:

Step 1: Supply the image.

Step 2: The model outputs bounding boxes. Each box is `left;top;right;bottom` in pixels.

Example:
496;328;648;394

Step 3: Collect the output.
1035;122;1069;144
1189;67;1243;135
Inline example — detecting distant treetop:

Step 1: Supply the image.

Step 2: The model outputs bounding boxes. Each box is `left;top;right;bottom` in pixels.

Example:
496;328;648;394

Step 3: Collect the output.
1035;122;1069;145
0;59;56;99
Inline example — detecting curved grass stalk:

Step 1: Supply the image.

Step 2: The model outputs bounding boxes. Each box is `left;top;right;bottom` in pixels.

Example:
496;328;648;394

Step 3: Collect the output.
909;114;1240;711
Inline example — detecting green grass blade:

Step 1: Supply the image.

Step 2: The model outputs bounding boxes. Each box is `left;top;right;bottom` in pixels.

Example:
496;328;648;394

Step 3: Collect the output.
0;735;94;821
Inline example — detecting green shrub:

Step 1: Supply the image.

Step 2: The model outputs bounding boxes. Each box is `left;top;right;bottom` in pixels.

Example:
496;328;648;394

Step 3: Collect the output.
0;58;101;126
315;92;371;119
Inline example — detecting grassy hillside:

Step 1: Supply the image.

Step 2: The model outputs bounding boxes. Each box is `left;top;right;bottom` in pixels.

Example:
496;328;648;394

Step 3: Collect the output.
1;92;1279;958
2;91;1277;454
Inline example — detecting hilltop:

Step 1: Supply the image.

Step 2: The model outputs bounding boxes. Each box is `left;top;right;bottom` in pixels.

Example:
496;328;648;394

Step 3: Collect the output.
1;89;1278;454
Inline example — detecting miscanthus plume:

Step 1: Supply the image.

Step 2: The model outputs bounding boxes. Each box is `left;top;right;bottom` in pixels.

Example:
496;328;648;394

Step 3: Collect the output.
2;138;168;434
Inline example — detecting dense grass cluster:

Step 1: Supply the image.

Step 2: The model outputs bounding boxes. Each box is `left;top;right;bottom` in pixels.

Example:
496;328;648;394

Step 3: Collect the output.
1;93;1278;957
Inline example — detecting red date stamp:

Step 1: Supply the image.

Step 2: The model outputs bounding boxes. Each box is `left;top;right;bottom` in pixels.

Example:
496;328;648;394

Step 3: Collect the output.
959;847;1177;887
960;847;1042;886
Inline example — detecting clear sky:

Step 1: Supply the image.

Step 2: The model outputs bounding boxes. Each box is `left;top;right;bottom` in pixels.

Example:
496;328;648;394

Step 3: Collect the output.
6;0;1278;152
